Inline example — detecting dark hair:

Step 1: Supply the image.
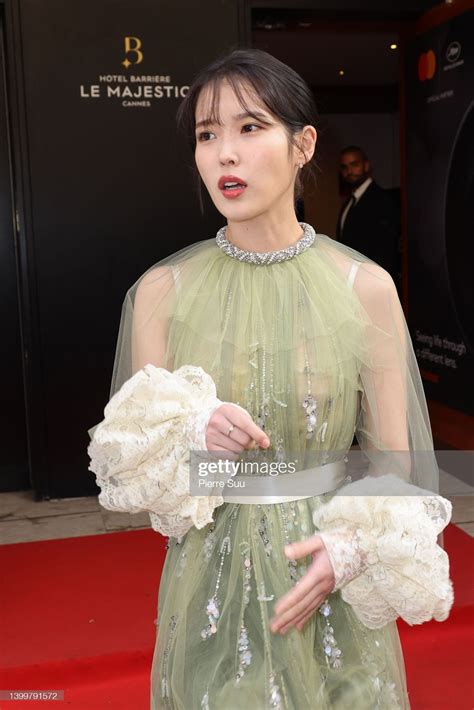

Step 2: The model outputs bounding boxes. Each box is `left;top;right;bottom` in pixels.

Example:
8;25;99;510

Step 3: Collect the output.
340;145;369;162
176;47;319;213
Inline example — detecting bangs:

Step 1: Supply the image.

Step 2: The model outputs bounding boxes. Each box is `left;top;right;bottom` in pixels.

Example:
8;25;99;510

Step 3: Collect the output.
196;72;274;131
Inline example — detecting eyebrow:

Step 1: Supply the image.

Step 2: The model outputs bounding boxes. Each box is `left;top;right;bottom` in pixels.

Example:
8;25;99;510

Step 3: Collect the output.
195;110;270;130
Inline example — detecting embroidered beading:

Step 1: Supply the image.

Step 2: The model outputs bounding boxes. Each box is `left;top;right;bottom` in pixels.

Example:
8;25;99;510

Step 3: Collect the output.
201;509;239;640
161;614;178;701
235;541;253;684
319;600;343;671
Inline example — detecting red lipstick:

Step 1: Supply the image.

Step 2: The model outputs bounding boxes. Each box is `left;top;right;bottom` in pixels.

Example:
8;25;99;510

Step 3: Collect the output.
218;174;248;199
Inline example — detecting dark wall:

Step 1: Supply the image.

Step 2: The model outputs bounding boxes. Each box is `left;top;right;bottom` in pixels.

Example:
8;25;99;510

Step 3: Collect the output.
405;8;474;416
0;16;29;492
7;0;239;498
247;0;440;19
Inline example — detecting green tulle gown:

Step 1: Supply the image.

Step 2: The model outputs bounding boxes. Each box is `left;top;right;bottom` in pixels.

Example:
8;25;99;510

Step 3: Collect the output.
144;224;411;709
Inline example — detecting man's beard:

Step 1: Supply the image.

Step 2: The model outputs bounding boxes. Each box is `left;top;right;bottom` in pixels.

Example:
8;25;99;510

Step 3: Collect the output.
342;173;369;190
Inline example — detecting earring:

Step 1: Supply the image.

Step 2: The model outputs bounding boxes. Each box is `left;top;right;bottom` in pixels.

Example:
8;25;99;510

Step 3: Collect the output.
299;162;304;169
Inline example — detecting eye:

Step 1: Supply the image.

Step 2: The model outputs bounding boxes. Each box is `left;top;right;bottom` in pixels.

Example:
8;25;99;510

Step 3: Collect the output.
197;131;216;142
242;124;260;133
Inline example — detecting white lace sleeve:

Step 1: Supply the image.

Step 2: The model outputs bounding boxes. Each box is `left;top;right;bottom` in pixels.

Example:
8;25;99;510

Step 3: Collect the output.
87;363;227;539
313;473;454;629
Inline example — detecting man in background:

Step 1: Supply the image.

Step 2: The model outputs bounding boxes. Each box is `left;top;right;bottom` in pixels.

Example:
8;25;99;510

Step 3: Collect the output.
337;145;400;286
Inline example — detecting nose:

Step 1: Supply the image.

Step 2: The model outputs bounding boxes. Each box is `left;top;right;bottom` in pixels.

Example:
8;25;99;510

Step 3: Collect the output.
218;137;239;166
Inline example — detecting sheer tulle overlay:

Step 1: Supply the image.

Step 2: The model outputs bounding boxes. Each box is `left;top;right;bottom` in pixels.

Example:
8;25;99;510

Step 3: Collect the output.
152;498;410;710
88;225;453;709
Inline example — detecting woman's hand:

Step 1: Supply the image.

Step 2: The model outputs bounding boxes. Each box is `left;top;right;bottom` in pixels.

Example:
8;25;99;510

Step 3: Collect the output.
205;403;270;455
270;535;335;634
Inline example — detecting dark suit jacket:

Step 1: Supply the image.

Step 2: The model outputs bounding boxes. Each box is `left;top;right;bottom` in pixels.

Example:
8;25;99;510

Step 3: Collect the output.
337;181;400;282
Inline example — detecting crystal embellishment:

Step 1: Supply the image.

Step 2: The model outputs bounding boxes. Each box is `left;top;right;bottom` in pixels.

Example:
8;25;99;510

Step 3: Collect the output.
235;542;253;684
269;673;283;709
175;549;187;578
215;222;316;265
303;394;318;440
161;614;178;698
257;581;274;602
258;514;273;557
202;526;216;560
236;624;252;682
319;600;343;671
200;513;237;641
201;688;210;710
201;595;220;639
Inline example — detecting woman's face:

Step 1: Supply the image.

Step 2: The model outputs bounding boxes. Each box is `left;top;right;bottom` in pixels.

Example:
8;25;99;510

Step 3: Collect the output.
194;80;303;223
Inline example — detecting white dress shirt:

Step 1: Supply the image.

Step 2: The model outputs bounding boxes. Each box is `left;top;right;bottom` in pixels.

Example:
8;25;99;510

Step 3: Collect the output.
340;177;373;232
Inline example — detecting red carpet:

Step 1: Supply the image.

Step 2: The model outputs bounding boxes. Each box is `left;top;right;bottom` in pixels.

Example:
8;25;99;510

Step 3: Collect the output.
0;523;472;709
398;524;474;709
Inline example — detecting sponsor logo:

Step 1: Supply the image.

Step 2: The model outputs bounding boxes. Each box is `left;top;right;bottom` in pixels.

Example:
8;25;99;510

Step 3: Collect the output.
446;41;461;63
443;40;464;71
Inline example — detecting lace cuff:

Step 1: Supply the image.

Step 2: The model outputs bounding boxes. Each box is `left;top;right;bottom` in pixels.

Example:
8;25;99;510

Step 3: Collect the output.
87;363;226;538
317;526;371;591
313;473;454;629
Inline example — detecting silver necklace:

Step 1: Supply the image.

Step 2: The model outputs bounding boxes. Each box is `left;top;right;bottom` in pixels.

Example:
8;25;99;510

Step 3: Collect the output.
215;222;316;265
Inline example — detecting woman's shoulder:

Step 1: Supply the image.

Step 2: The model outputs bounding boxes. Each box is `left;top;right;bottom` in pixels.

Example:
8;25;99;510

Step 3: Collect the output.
316;231;396;298
127;237;216;303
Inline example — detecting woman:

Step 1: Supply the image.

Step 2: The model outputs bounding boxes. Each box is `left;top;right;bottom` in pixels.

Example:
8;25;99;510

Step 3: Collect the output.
88;49;453;709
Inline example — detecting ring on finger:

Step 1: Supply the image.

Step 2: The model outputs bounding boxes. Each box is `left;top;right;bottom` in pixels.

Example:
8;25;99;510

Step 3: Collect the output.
227;424;235;437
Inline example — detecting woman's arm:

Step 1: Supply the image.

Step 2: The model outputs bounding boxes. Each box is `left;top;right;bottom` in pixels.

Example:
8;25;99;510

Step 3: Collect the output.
88;266;268;539
352;262;411;479
271;264;453;632
131;265;175;373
